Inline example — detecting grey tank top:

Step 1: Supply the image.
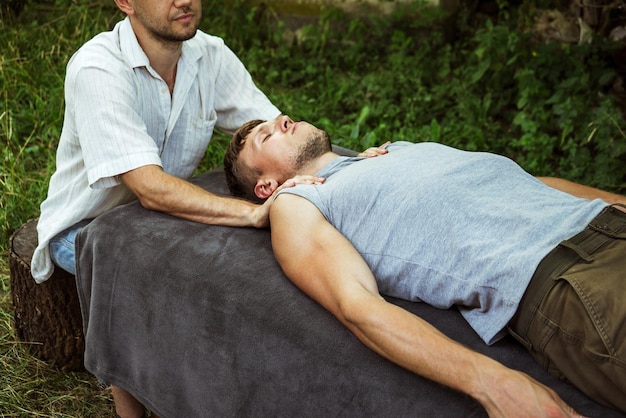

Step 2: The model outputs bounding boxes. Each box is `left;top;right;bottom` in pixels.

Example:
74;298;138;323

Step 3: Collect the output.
278;141;607;344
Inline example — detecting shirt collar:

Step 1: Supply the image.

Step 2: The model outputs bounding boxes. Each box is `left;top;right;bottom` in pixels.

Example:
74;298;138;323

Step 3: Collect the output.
119;17;150;69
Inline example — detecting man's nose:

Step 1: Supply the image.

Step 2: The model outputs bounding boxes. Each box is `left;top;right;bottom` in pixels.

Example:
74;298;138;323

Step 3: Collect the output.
174;0;192;9
276;115;292;132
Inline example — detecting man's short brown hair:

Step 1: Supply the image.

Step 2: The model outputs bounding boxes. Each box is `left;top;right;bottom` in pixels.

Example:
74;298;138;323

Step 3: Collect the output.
224;119;265;202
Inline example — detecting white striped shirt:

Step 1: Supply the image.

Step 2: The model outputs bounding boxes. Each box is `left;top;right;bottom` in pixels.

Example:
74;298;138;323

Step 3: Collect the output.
32;17;279;282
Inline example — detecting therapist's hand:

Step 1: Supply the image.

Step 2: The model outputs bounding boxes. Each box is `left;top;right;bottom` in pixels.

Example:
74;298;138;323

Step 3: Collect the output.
358;141;391;158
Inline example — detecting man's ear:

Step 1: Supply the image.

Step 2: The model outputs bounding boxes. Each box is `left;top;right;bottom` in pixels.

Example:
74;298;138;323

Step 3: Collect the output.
114;0;134;15
254;178;279;200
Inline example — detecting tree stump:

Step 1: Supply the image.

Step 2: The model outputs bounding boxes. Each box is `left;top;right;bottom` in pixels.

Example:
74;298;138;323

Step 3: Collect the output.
9;218;84;371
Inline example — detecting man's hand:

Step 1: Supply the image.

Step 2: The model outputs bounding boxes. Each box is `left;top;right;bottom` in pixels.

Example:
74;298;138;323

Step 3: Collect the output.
279;175;326;190
476;366;585;418
358;141;391;158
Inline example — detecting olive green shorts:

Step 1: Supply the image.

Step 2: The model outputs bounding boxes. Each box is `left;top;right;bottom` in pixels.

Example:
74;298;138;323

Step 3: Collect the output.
508;205;626;412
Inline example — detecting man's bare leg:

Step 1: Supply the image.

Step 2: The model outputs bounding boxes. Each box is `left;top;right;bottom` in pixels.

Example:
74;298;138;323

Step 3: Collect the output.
112;385;159;418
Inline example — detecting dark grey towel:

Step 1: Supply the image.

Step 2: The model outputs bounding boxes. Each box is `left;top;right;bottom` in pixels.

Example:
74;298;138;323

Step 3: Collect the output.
75;164;624;418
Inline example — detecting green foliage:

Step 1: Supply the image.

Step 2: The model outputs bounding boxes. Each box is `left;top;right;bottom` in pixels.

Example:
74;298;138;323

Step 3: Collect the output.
224;0;626;192
201;0;626;194
1;0;626;414
1;2;121;414
1;0;121;242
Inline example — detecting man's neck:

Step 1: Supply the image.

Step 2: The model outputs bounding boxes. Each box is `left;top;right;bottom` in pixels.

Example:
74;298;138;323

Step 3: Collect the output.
131;20;182;93
298;152;339;176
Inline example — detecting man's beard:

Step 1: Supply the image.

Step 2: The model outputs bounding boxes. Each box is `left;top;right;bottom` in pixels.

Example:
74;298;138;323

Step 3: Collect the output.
152;29;197;43
148;23;198;43
294;129;332;170
136;8;200;43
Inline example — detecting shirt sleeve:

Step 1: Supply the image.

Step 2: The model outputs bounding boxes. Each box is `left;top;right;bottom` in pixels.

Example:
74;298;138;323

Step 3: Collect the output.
70;63;163;189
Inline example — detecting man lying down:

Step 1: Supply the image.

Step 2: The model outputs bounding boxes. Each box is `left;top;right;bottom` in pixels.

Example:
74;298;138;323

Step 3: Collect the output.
223;115;626;417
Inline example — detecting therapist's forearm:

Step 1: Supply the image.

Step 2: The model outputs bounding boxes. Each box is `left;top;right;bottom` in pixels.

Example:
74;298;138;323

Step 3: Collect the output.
121;165;266;228
144;180;263;227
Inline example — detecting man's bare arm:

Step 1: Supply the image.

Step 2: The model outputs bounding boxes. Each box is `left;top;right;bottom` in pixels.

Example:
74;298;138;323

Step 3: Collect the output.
538;177;626;205
270;193;582;418
121;165;321;228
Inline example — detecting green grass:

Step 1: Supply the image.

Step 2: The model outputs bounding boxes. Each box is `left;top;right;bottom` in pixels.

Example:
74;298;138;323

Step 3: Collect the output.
1;2;122;414
0;273;113;416
2;0;626;415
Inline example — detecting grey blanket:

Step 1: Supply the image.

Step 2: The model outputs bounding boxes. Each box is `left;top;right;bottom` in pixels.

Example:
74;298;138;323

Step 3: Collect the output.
75;164;624;417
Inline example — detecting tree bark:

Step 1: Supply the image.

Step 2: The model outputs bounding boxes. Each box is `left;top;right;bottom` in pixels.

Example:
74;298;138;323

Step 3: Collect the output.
9;219;84;371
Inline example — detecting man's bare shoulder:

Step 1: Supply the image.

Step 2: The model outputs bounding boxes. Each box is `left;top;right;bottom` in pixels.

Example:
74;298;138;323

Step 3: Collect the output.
271;192;322;224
